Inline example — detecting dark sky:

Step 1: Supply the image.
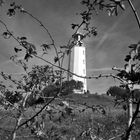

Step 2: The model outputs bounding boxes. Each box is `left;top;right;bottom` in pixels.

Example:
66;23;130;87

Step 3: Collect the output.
0;0;140;93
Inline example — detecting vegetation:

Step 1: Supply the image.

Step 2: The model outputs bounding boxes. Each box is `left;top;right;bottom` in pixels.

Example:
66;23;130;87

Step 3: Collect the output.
0;0;140;140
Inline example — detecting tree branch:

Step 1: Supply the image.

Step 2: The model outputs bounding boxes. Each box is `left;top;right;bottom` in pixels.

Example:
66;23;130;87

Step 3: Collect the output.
127;0;140;29
16;90;59;130
122;98;140;140
21;10;61;67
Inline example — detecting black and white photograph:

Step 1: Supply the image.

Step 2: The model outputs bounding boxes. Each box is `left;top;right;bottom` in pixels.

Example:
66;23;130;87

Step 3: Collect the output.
0;0;140;139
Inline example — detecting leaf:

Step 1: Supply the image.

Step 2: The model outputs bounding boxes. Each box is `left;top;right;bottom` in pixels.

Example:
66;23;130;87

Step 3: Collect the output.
7;8;15;17
128;44;137;49
22;63;28;71
122;104;127;111
20;36;27;40
41;44;51;51
60;45;67;49
21;41;36;55
91;27;97;36
66;50;70;55
108;7;116;16
124;55;131;62
10;55;18;61
81;0;90;6
54;57;59;63
71;23;79;29
2;32;11;39
31;128;35;134
80;10;91;21
14;47;22;53
24;53;32;62
119;2;125;10
78;41;83;46
107;9;111;16
29;43;36;51
117;70;128;79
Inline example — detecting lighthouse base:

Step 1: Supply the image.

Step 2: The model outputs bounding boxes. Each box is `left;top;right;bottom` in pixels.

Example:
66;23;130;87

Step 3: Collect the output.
73;89;86;94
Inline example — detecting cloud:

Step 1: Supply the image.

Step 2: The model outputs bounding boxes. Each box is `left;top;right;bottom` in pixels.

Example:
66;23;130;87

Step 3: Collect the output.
94;5;133;51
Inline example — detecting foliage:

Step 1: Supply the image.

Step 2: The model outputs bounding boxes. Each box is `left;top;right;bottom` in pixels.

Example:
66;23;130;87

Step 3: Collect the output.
107;41;140;103
106;41;140;139
1;106;140;140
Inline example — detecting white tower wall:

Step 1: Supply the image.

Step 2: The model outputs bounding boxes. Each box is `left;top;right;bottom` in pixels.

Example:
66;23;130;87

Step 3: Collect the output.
73;45;87;93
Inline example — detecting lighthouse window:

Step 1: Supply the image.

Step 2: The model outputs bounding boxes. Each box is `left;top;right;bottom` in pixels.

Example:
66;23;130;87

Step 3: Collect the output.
83;50;85;55
83;60;85;64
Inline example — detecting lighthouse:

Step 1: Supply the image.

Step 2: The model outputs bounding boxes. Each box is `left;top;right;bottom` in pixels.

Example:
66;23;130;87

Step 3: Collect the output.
73;33;87;93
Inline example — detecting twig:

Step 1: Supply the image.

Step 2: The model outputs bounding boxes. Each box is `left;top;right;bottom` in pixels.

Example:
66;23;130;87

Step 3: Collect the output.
22;10;61;67
16;90;59;130
122;98;140;140
11;115;22;140
127;0;140;29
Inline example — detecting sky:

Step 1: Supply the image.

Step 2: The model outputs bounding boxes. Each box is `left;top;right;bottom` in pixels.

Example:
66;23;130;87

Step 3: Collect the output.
0;0;140;94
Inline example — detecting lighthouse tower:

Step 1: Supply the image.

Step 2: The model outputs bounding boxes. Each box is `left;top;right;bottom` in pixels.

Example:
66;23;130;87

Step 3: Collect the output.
73;33;87;93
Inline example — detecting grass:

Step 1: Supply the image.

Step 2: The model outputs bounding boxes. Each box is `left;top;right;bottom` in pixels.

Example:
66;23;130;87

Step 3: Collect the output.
62;93;113;106
0;94;140;140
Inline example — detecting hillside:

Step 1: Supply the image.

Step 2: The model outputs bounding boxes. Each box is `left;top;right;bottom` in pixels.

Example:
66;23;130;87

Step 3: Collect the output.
62;93;113;106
